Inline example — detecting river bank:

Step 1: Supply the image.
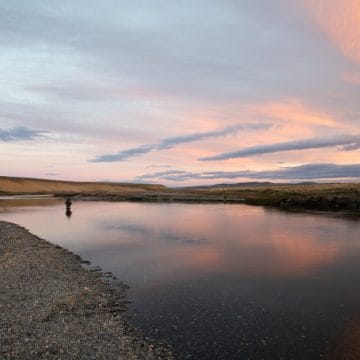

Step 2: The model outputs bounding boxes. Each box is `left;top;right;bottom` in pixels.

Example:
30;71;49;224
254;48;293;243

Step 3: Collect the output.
73;185;360;212
1;177;359;212
0;220;172;359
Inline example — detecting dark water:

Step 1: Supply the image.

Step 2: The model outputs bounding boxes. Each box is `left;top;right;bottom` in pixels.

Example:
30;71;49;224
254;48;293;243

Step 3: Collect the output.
1;198;360;359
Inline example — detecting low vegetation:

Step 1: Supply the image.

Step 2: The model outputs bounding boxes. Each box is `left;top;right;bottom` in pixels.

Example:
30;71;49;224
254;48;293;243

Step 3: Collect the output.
193;183;360;209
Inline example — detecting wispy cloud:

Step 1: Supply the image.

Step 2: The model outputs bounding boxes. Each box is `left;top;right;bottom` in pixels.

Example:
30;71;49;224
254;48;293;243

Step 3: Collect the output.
342;142;360;151
156;124;267;149
91;145;155;162
138;170;187;180
145;164;172;169
0;126;46;142
303;0;360;62
137;163;360;182
89;123;270;162
200;134;360;161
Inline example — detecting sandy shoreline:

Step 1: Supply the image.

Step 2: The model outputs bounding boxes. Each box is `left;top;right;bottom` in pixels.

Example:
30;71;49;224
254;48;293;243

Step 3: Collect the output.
0;220;173;359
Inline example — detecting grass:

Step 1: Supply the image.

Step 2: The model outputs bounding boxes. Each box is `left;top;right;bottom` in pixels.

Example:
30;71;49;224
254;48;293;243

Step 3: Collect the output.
0;176;167;195
188;183;360;206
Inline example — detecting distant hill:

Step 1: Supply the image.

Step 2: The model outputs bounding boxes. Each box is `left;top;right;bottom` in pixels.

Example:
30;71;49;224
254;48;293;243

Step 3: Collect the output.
183;181;319;190
0;176;167;195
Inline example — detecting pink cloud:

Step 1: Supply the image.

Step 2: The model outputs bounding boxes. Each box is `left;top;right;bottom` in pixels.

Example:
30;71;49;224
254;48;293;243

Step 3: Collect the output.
303;0;360;62
243;99;340;127
343;71;360;84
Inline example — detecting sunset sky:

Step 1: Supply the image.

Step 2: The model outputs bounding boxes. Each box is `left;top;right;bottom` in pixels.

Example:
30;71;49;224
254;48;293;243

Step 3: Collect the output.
1;0;359;185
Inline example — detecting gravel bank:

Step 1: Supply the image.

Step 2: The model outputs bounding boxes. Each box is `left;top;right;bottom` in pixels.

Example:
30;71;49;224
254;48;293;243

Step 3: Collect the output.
0;220;173;359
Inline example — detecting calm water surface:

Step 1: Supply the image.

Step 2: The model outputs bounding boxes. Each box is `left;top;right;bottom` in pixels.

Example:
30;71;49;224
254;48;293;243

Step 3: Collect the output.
1;198;360;359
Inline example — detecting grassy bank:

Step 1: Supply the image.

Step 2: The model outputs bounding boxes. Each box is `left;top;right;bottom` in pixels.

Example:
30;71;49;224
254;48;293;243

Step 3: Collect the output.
0;176;166;195
83;183;360;211
183;183;360;212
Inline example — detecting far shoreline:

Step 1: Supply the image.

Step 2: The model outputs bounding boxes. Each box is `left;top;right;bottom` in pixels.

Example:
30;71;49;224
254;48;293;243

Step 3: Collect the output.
1;176;359;212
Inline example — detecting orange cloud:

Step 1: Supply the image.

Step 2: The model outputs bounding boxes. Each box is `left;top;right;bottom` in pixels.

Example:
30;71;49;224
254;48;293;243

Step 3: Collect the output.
303;0;360;62
245;99;339;127
146;98;343;171
343;71;360;84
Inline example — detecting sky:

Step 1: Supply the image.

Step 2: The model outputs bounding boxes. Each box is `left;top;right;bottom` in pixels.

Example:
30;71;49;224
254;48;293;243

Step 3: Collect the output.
1;0;359;186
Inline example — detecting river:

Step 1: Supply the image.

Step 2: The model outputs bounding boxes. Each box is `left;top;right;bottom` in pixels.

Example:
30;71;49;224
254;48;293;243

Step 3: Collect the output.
1;197;360;359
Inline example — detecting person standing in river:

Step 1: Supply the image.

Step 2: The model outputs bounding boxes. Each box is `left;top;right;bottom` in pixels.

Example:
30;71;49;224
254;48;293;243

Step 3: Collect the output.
65;198;72;218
